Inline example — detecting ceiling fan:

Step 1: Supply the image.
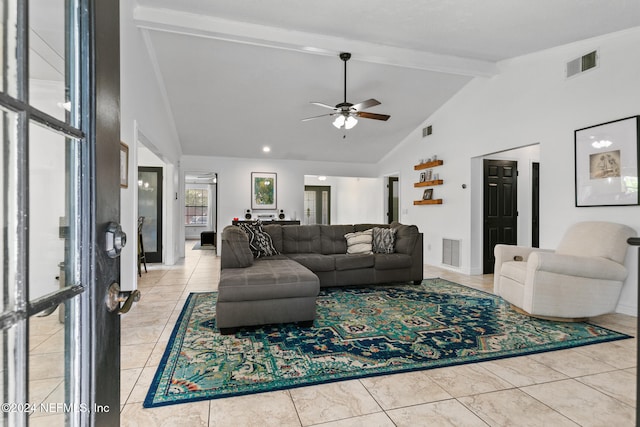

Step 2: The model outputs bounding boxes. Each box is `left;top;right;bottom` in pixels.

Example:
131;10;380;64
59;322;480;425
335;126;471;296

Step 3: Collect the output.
302;52;390;130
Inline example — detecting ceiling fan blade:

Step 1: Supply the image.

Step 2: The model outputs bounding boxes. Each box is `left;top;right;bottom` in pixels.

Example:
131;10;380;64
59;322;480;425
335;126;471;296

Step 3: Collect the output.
351;98;381;111
310;102;338;110
301;113;335;122
357;111;390;121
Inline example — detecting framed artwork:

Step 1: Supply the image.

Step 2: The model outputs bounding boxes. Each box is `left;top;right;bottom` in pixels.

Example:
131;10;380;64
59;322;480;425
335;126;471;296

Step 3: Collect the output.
422;188;433;200
419;172;426;182
120;142;129;188
575;116;639;206
251;172;277;210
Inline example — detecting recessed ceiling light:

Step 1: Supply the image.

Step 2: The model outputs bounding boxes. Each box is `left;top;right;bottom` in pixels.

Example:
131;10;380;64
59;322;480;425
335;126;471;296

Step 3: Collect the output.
318;176;327;181
263;146;271;153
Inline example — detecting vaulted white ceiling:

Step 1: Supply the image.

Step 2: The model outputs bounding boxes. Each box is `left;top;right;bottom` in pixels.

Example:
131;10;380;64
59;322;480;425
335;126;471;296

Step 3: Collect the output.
131;1;640;163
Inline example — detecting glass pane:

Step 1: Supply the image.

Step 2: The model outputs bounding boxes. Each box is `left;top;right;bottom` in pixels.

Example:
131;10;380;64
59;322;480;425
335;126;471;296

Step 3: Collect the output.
29;0;76;122
28;296;80;426
1;322;23;427
392;180;399;221
321;191;329;225
1;1;19;97
185;188;208;224
1;108;18;313
304;190;316;225
139;170;159;253
29;122;79;301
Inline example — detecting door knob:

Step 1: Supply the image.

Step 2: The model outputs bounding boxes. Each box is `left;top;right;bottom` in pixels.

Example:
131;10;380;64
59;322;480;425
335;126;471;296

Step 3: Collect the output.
106;282;141;313
105;222;127;258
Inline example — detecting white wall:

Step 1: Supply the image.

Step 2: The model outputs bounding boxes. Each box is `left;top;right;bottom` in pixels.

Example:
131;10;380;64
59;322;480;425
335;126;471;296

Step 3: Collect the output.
378;27;640;315
181;156;379;249
120;0;183;289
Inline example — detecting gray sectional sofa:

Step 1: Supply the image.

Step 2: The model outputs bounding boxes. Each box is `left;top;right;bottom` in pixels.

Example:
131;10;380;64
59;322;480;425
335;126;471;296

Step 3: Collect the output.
216;222;423;334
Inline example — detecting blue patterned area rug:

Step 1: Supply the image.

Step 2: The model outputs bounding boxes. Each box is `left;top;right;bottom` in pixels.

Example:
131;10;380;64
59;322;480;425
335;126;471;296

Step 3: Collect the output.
144;278;631;408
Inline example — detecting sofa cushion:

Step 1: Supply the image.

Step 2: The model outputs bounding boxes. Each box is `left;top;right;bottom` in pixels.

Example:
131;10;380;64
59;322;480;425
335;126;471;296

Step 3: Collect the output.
238;221;279;258
372;227;396;254
263;224;283;253
282;225;321;253
320;225;354;254
374;253;412;270
391;222;419;254
333;253;375;271
218;258;319;302
345;229;373;254
221;226;254;268
286;253;335;272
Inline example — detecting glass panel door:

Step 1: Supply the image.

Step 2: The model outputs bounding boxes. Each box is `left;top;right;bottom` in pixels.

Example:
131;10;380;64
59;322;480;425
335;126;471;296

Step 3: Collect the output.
304;186;331;225
0;0;103;425
138;167;163;263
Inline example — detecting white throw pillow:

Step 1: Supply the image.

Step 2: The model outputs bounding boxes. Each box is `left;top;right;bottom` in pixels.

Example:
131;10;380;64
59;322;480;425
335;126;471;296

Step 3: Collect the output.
344;229;373;254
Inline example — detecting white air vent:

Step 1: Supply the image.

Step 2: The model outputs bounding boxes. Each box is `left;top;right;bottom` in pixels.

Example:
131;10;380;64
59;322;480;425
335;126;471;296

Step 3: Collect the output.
566;50;598;78
422;125;432;138
442;238;460;267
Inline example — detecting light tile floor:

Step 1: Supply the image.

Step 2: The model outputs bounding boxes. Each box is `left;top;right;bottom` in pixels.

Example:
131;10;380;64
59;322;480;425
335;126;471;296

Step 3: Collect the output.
115;244;637;426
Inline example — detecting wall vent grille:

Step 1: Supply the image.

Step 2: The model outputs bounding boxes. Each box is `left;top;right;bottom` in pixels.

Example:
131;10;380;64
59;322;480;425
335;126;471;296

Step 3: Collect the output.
442;238;461;267
566;50;598;78
422;125;432;137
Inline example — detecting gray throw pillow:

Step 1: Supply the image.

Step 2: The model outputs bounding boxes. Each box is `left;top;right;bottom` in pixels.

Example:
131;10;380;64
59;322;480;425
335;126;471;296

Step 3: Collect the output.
372;227;396;254
238;221;279;258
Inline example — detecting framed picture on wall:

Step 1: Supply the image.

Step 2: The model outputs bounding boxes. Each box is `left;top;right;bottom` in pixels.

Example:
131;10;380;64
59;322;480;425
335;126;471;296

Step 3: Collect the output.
575;116;640;206
422;188;433;200
251;172;277;210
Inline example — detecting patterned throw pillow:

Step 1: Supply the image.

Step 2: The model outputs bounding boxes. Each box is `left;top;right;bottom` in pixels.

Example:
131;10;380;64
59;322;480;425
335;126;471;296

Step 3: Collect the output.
238;221;279;258
344;229;373;254
372;227;396;254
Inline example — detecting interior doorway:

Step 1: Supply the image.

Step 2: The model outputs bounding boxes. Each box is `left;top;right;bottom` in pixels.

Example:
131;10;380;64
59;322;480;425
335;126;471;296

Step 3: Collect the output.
304;186;331;225
483;159;518;273
184;172;218;244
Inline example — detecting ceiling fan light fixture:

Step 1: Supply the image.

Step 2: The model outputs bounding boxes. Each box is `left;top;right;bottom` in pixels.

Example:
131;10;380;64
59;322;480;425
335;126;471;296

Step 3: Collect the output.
302;52;390;129
344;116;358;130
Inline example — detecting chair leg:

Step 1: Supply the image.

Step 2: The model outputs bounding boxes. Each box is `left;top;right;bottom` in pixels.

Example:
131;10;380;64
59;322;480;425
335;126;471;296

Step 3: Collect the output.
138;232;147;275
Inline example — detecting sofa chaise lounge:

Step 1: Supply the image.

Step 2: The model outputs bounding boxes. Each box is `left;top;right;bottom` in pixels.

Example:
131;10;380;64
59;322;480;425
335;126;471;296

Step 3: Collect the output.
216;222;423;333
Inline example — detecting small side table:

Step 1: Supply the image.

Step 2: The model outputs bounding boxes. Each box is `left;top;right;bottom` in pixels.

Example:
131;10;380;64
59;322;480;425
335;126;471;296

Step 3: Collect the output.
201;231;216;246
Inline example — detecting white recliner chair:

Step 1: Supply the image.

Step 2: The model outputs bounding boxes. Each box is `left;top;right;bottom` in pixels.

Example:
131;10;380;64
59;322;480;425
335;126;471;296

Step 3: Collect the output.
493;221;636;320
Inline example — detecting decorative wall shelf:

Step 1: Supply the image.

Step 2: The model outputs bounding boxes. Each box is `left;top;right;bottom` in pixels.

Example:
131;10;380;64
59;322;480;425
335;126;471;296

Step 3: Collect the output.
414;180;443;187
414;160;443;170
414;199;443;205
414;159;444;205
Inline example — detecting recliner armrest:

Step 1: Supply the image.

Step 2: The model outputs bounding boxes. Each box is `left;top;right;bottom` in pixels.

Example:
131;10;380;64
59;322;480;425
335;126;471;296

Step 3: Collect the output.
493;245;553;292
527;251;627;281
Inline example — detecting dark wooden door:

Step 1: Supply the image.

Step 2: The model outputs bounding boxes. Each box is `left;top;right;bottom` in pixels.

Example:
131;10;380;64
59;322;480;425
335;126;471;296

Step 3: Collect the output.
484;160;518;273
532;162;540;248
387;176;399;224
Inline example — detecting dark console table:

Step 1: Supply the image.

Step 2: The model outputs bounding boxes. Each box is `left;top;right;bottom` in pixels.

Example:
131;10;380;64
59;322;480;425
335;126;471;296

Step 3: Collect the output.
232;220;301;226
